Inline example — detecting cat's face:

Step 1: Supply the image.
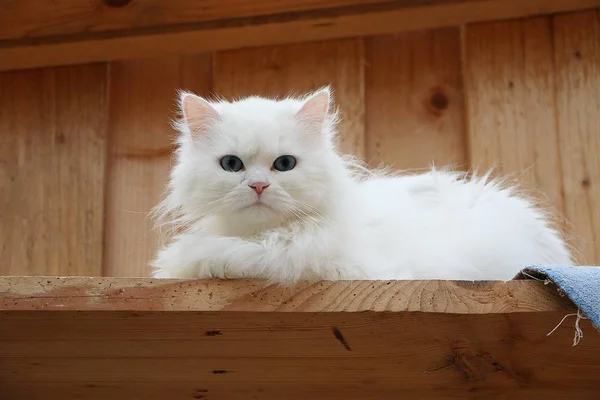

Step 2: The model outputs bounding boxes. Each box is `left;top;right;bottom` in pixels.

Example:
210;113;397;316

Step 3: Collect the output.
172;88;342;225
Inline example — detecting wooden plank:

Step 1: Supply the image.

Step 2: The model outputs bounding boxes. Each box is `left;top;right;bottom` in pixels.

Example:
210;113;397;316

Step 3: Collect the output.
0;277;575;313
213;39;365;157
0;64;107;276
1;0;599;72
0;0;383;40
1;278;599;400
365;28;466;170
0;312;598;396
2;382;600;400
103;55;212;277
464;18;565;221
553;10;600;265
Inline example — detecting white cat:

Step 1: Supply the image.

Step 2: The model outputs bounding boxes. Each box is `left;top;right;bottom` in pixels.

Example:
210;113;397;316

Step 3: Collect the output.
151;87;573;283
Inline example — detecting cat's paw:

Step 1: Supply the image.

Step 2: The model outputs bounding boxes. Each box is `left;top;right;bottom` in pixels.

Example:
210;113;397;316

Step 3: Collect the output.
151;268;173;279
151;258;221;279
196;258;229;279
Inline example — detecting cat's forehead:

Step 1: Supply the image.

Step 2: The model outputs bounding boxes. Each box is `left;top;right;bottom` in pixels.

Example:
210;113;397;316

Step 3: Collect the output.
211;97;305;154
214;96;302;122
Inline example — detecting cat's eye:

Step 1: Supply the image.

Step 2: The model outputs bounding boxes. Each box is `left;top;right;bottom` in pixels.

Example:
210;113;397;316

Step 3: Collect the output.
272;155;297;172
220;155;244;172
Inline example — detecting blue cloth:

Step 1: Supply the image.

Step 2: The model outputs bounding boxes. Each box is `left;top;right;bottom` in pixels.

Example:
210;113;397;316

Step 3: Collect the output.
518;266;600;331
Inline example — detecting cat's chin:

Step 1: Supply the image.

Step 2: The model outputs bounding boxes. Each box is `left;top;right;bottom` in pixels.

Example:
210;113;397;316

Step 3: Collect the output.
234;202;280;222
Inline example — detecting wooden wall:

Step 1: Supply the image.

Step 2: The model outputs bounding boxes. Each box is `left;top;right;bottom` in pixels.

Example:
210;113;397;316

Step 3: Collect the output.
0;10;599;277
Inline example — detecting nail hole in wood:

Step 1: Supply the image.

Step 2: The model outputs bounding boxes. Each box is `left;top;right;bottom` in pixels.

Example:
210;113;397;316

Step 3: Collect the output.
103;0;131;7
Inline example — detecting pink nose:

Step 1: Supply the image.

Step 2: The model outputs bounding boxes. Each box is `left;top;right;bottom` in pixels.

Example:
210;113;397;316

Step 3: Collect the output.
249;181;270;195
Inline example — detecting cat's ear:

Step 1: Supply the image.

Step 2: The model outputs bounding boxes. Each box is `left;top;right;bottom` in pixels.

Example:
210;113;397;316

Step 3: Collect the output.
296;86;332;131
179;91;220;137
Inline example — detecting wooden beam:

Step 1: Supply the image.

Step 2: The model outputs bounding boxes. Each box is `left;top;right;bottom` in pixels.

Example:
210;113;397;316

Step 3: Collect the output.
1;277;599;399
0;277;576;312
1;0;599;71
0;0;386;41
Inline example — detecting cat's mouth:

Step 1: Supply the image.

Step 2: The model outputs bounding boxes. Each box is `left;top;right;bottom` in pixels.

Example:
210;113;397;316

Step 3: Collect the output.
241;200;274;211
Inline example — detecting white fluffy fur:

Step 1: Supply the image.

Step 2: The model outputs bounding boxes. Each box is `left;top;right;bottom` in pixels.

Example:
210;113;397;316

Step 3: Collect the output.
151;87;573;283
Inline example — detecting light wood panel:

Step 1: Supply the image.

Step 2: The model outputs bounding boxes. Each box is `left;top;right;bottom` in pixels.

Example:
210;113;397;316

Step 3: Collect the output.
553;10;600;264
1;278;599;400
0;10;599;277
0;64;107;276
366;28;466;170
464;17;565;214
3;0;599;72
103;55;212;277
214;39;365;157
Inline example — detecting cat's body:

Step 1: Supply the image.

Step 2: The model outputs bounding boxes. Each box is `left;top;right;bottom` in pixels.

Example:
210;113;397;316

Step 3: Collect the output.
152;87;572;282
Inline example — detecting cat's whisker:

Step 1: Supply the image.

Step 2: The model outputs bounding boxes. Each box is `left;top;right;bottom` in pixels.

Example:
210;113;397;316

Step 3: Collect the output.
277;201;319;228
282;203;325;230
286;198;326;222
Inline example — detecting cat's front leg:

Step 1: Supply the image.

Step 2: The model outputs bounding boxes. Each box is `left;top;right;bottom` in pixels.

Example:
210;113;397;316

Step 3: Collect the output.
213;227;344;283
151;236;218;279
151;233;266;279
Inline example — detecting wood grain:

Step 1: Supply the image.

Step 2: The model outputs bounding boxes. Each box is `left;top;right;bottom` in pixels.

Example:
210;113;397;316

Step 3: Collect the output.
0;277;575;313
0;0;384;40
1;278;598;400
1;313;598;390
365;28;466;170
464;17;564;214
103;55;213;277
0;64;107;276
553;10;600;264
2;0;599;71
214;39;365;157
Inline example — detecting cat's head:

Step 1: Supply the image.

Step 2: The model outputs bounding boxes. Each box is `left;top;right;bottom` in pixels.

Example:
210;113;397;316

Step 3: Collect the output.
165;87;347;228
